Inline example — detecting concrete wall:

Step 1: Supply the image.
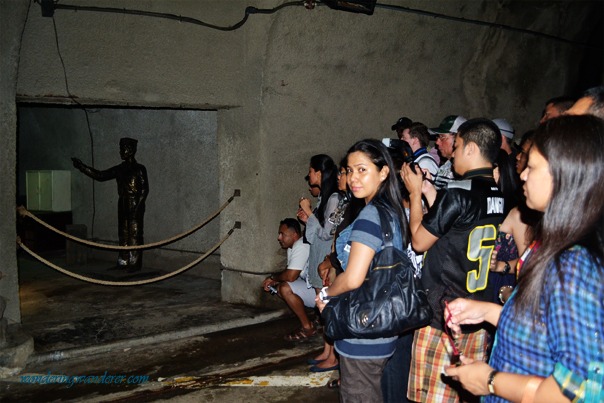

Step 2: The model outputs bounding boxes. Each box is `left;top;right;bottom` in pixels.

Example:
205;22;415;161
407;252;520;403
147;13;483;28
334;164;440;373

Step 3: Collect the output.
1;0;601;315
1;0;30;323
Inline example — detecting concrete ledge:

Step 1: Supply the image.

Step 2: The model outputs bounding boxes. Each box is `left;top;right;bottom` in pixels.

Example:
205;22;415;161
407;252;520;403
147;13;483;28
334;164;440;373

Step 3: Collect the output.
222;269;285;309
28;308;289;365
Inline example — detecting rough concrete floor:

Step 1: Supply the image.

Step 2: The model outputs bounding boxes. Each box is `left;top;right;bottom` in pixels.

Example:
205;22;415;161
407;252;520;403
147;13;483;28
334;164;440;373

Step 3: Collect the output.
0;253;340;402
2;318;339;402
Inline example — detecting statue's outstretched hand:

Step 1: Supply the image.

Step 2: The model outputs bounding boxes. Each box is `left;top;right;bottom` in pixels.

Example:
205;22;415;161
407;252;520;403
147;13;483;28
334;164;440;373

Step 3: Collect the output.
71;157;83;169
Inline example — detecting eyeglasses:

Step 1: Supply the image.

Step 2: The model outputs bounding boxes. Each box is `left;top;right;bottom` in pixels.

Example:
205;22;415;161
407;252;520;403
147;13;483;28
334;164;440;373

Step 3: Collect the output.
444;300;462;366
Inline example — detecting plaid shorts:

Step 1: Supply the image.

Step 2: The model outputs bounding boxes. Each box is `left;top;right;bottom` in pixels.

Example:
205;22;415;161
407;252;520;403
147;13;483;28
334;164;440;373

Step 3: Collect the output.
407;326;489;403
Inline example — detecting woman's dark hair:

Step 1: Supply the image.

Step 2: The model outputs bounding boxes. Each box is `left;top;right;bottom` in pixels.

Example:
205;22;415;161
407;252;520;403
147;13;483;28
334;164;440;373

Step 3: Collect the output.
495;149;520;214
338;156;348;171
515;115;604;317
516;198;540;247
518;129;536;148
309;154;338;225
336;155;364;230
346;139;409;246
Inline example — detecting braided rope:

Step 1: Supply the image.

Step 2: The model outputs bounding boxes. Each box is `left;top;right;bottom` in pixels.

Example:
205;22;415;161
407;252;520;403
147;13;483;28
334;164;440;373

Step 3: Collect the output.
16;226;236;286
16;190;238;250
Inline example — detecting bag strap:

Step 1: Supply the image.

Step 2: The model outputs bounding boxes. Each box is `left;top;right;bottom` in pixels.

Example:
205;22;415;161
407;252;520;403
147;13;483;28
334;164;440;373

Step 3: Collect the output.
375;204;394;248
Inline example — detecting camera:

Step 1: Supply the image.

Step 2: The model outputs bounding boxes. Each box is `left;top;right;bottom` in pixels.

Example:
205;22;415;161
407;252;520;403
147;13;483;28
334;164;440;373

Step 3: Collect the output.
382;138;416;168
382;138;420;198
268;285;278;295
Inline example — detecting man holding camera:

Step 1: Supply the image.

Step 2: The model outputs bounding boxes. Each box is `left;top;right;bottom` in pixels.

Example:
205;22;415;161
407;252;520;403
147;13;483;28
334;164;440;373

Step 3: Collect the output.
398;122;440;177
402;118;505;402
262;218;316;341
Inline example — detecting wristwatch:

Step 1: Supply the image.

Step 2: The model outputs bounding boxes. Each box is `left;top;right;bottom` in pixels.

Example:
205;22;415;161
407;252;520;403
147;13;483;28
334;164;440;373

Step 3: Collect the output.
503;261;511;274
487;370;498;394
498;285;514;304
319;287;330;302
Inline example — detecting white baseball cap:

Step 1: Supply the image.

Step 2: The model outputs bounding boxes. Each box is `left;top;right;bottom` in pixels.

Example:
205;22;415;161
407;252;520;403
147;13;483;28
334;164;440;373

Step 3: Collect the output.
492;118;515;139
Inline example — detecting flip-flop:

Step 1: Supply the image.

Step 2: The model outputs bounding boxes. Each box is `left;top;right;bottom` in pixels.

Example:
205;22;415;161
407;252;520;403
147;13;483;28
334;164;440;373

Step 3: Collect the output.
307;358;325;365
310;364;339;373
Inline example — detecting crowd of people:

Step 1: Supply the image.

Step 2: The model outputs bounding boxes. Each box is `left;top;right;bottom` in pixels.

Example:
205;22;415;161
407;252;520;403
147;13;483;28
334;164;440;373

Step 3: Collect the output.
262;85;604;403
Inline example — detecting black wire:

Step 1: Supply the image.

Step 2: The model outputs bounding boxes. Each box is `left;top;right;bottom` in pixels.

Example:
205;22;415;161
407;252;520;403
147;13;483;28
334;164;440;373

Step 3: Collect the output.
51;1;306;31
43;0;598;49
15;1;32;84
222;267;276;275
50;18;71;96
51;14;97;237
81;109;96;238
374;2;599;49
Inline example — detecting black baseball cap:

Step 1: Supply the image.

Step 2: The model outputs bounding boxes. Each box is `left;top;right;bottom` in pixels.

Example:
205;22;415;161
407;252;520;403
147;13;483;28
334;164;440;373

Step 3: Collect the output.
391;116;413;131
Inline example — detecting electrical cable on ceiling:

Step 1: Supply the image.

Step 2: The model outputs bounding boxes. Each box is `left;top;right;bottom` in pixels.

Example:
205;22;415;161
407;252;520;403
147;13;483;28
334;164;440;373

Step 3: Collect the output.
374;2;599;49
39;0;307;31
36;0;598;49
15;1;32;85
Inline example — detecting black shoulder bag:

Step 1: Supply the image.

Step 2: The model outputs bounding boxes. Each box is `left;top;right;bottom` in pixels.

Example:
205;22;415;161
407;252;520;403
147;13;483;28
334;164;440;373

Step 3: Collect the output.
322;207;433;340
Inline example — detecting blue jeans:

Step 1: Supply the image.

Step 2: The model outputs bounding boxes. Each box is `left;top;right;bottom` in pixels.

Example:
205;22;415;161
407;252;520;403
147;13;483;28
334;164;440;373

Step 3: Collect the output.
381;331;414;402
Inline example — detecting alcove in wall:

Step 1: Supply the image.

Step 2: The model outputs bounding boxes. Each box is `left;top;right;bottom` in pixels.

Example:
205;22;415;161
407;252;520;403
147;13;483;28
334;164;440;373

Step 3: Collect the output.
17;104;220;268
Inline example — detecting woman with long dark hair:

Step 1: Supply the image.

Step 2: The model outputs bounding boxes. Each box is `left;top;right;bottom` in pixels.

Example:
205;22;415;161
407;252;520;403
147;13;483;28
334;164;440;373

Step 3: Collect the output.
489;149;522;303
493;149;520;216
444;115;604;402
287;154;340;342
490;143;541;304
316;139;409;402
297;154;340;291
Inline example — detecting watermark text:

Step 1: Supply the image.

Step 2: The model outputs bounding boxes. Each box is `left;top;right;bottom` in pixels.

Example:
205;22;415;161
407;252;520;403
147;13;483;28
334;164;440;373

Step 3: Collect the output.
20;371;149;388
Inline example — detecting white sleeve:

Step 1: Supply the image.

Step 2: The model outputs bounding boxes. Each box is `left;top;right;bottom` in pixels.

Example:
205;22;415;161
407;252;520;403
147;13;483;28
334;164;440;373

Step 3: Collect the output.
288;242;310;271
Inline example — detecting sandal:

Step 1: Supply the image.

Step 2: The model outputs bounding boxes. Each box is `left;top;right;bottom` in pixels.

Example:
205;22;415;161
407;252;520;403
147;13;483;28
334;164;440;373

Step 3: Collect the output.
284;326;316;341
310;363;339;372
327;379;340;389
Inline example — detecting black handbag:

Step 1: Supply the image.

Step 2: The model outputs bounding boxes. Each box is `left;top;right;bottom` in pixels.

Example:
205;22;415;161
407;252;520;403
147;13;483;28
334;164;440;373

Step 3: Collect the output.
322;207;433;340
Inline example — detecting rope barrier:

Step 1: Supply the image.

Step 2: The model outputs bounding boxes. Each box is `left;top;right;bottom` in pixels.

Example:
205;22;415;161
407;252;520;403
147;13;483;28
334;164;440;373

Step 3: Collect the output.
16;190;239;251
16;226;237;286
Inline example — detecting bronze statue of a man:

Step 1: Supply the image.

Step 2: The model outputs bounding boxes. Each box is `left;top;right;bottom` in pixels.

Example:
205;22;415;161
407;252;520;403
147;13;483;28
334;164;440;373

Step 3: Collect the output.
72;137;149;272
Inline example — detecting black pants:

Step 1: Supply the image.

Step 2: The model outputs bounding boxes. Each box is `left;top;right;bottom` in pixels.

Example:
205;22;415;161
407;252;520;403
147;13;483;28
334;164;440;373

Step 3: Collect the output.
117;197;144;268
